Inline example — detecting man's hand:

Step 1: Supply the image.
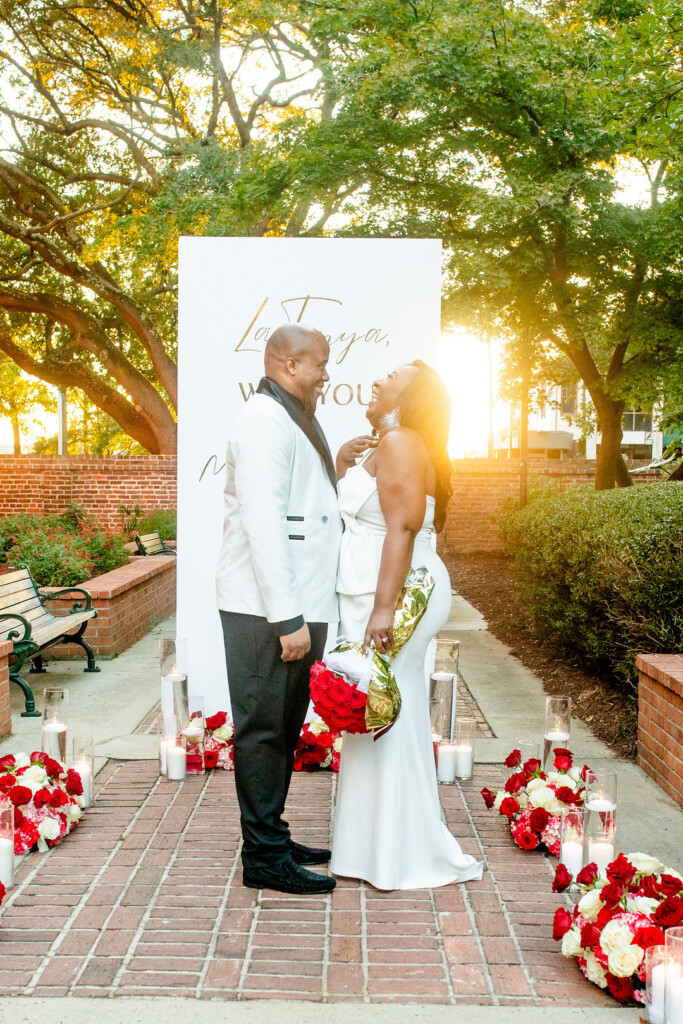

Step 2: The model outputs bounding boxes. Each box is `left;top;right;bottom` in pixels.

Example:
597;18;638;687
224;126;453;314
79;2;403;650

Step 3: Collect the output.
280;623;311;662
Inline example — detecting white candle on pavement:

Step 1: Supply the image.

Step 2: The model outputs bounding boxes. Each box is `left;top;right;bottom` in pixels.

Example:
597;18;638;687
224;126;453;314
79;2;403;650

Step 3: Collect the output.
182;723;204;745
649;962;667;1024
437;744;457;783
588;840;615;875
560;840;583;880
41;721;67;761
166;745;186;781
0;836;14;889
544;730;570;742
73;760;93;807
668;976;683;1024
454;744;473;779
585;797;617;812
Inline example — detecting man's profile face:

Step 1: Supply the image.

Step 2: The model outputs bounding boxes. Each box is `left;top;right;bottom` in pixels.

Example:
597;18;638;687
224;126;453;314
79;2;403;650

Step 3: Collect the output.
288;335;330;409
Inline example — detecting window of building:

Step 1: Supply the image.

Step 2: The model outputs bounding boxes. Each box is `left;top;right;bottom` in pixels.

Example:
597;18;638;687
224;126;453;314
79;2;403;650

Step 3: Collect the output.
560;386;576;416
621;409;653;432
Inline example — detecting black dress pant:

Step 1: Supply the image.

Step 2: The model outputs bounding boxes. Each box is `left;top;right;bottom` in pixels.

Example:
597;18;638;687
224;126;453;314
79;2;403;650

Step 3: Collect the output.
219;611;327;870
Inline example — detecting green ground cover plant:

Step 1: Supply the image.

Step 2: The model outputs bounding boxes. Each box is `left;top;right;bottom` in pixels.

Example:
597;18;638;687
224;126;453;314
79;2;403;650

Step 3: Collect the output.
499;482;683;697
0;508;129;587
137;509;176;541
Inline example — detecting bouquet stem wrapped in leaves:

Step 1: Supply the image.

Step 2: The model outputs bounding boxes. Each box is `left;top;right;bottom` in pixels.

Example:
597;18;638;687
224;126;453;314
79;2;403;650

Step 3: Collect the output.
310;566;435;735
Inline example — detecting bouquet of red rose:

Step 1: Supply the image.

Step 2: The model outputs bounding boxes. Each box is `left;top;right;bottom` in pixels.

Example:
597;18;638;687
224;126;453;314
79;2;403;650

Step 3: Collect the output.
0;751;84;855
552;851;683;1004
310;565;435;735
203;712;235;771
481;747;590;855
294;717;342;773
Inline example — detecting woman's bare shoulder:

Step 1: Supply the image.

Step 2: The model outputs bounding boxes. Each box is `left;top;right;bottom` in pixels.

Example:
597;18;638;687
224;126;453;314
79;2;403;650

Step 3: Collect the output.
377;426;428;462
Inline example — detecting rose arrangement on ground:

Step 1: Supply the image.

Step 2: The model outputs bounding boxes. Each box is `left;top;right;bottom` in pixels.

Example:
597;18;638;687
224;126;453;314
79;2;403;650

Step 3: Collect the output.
552;851;683;1004
294;716;342;772
0;751;84;854
204;711;235;770
481;747;590;854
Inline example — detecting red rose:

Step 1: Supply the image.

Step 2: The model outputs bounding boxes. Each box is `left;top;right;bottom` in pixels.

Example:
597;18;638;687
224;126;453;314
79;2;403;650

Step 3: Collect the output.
597;905;616;930
0;754;16;769
0;774;15;792
65;769;83;796
658;874;683;898
552;863;573;893
554;786;576;805
14;819;39;855
515;830;539;851
205;711;227;731
349;690;367;710
553;753;573;772
504;749;522;768
499;797;520;820
599;883;624;907
576;863;599;886
640;875;660;899
580;922;601;948
33;787;53;809
552;907;573;940
504;773;524;795
653;896;683;929
13;807;24;827
328;678;351;704
523;757;541;776
203;749;219;771
8;785;32;807
481;788;496;809
635;925;666;950
606;853;636;887
580;764;591;781
49;789;68;808
529;807;550;833
606;974;634;1003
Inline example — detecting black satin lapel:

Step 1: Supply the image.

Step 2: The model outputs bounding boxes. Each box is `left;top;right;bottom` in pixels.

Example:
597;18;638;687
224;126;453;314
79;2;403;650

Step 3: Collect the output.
256;378;337;489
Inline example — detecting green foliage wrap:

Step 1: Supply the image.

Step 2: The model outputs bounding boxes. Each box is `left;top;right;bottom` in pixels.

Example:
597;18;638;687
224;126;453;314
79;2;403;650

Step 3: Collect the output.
499;483;683;694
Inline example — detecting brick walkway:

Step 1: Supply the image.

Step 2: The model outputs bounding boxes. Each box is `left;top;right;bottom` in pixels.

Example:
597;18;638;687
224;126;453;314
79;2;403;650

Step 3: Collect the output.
0;762;613;1007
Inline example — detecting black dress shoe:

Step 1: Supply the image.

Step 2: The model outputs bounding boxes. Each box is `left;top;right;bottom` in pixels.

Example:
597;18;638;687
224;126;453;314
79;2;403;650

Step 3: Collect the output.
243;858;336;895
289;840;332;866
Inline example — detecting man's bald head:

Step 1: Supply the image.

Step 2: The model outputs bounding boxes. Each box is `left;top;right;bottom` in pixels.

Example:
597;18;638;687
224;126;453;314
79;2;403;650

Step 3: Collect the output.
264;324;330;410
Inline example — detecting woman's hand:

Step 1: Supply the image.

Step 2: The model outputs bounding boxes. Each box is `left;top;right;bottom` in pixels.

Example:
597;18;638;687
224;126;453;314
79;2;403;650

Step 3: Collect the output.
363;604;394;654
336;435;378;477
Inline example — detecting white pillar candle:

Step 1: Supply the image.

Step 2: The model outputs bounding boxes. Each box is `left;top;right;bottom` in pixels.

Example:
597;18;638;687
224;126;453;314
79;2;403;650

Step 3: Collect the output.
159;737;168;774
454;744;474;779
182;724;204;745
668;975;683;1024
72;760;93;807
585;797;617;812
588;840;615;875
0;836;14;889
649;962;667;1024
166;745;186;781
437;744;457;783
544;730;570;742
41;721;67;761
560;840;583;879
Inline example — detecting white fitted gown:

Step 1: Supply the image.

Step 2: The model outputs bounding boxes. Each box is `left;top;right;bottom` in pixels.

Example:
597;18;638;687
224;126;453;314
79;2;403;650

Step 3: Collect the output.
330;465;483;890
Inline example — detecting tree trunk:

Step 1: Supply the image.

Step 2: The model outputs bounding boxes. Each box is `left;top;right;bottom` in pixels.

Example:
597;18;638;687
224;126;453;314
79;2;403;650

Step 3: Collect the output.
594;399;627;490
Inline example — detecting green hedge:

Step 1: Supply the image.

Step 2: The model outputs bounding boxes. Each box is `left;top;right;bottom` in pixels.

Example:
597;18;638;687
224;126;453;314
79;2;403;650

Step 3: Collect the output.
137;509;176;541
499;482;683;696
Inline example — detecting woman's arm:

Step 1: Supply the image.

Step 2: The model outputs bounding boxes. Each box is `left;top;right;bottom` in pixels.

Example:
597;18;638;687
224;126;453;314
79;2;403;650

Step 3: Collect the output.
363;429;428;653
335;434;377;479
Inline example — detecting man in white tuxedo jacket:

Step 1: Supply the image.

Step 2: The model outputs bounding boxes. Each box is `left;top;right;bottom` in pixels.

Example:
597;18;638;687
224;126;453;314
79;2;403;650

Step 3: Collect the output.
216;323;342;895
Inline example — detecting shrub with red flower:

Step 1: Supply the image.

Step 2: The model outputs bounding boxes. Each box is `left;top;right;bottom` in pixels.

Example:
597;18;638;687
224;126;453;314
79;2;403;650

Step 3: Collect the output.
0;751;85;856
481;746;589;855
552;851;683;1004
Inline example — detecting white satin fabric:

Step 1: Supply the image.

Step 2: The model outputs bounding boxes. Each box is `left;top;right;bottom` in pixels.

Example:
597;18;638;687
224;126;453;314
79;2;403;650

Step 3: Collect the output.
330;466;484;890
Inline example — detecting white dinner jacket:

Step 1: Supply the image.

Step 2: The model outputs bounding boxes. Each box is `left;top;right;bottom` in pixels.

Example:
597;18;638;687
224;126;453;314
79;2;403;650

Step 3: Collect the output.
216;393;342;627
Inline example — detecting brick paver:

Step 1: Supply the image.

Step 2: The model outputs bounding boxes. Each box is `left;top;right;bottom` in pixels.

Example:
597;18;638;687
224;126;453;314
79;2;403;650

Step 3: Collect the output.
0;760;614;1006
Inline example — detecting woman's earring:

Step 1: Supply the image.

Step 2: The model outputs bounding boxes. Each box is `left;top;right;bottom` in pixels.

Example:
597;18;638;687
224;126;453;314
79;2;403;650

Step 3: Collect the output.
380;408;401;431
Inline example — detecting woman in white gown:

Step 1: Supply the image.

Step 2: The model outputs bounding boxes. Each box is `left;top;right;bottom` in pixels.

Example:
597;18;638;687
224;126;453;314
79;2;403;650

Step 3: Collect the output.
330;360;483;890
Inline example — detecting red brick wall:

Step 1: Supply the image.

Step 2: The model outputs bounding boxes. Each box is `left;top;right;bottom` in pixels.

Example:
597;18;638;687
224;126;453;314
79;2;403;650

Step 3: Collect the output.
444;458;661;554
0;640;11;738
43;555;176;659
637;654;683;808
0;455;176;533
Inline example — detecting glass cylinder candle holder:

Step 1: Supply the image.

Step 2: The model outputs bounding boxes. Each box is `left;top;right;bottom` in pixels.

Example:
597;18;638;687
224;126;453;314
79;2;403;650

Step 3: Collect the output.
647;946;672;1024
454;717;476;780
41;686;69;762
183;697;205;776
165;728;187;783
0;794;14;890
160;637;189;734
70;736;95;808
559;807;585;887
430;672;456;743
583;808;616;877
506;741;541;778
665;929;683;1024
543;696;571;770
434;639;459;738
585;768;617;812
436;738;457;785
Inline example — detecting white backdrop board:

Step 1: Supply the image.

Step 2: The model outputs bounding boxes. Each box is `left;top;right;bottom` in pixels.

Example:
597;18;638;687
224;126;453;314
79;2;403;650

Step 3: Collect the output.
177;237;441;712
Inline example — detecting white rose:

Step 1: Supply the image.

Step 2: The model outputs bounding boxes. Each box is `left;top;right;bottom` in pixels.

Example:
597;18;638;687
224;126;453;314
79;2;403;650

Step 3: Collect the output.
214;723;234;743
493;792;505;811
13;753;31;769
578;889;603;922
66;803;82;824
545;771;566;784
626;852;662;876
561;927;584;958
600;920;635;954
568;766;582;783
308;719;327;736
518;793;529;809
584;952;608;988
527;777;545;792
333;737;343;753
627;895;660;917
20;764;48;792
36;816;61;851
607;944;644;978
528;785;555;810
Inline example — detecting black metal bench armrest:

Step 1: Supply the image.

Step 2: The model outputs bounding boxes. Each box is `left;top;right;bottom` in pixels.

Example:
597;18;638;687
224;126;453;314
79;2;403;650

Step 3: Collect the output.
0;612;33;643
39;587;94;612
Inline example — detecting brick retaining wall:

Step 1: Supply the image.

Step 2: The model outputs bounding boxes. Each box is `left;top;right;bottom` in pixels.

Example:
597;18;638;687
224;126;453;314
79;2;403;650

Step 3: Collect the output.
43;555;176;660
637;654;683;808
0;640;11;738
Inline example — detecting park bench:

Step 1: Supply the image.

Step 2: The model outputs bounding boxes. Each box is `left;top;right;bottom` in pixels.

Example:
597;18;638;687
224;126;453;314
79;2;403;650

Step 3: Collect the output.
134;531;176;556
0;565;99;717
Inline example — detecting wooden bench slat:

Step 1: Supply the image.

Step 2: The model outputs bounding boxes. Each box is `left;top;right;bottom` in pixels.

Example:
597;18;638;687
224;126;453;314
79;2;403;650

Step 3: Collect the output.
31;610;95;645
0;588;40;612
0;595;43;618
0;577;36;602
138;533;160;542
0;568;32;588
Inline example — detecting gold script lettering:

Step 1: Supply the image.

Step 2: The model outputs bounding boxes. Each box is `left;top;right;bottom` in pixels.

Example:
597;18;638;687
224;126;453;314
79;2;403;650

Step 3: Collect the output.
199;454;226;483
